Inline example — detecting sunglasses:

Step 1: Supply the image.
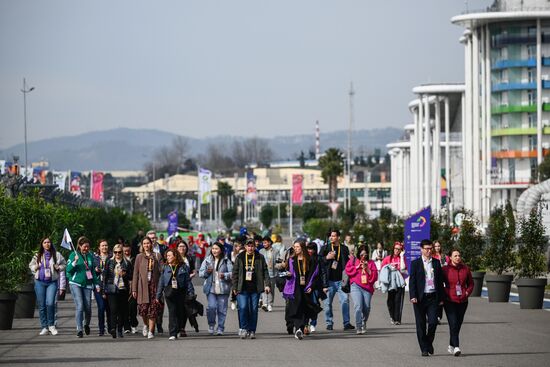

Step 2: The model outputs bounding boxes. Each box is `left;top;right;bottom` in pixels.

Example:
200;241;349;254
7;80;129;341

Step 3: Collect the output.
113;251;122;254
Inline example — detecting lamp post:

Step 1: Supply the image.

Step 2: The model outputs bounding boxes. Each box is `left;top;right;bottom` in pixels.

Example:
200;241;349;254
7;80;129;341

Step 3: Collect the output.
21;78;35;172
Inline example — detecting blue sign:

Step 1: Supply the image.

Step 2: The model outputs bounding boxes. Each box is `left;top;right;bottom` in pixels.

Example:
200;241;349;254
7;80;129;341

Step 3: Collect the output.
404;206;431;271
167;210;178;236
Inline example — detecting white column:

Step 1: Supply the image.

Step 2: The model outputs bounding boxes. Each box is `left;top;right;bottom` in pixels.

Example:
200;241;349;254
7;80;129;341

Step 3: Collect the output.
464;33;473;211
424;96;431;208
472;29;481;217
444;97;451;221
537;18;543;166
404;149;410;215
400;150;405;216
418;100;424;210
390;151;397;214
409;128;416;214
480;26;487;225
485;24;493;223
434;98;441;214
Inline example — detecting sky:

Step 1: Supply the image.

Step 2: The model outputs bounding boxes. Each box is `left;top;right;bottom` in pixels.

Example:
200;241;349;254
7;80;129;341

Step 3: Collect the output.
0;0;493;149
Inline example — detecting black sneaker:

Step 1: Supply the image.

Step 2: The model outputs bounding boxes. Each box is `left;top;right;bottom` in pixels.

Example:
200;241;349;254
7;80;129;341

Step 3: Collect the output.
77;331;83;338
326;325;333;331
157;325;164;334
110;329;117;338
84;325;90;335
343;324;355;330
117;330;124;338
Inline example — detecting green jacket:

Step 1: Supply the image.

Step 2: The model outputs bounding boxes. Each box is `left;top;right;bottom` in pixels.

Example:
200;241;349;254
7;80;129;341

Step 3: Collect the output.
66;251;99;288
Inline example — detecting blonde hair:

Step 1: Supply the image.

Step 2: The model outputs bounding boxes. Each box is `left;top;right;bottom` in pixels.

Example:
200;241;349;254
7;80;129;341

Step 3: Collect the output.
110;244;123;261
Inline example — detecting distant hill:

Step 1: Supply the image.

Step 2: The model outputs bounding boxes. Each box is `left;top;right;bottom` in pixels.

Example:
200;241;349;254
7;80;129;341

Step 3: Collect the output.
0;127;403;171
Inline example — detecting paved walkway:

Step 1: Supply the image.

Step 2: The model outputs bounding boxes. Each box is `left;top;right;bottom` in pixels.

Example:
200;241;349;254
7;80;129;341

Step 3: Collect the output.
1;279;549;367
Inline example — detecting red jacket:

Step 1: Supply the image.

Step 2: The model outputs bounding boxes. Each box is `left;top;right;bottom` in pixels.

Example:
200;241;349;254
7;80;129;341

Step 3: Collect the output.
442;262;474;303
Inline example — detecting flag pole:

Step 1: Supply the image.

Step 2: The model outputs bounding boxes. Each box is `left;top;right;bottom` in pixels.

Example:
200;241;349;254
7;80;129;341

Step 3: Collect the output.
197;165;201;231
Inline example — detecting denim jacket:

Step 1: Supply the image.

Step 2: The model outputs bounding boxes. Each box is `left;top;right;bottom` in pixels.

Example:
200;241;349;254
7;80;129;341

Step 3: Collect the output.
199;255;233;295
156;264;195;299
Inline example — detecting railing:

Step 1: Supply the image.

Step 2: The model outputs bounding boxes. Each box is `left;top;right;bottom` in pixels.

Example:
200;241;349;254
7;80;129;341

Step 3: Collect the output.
492;58;536;69
462;6;550;15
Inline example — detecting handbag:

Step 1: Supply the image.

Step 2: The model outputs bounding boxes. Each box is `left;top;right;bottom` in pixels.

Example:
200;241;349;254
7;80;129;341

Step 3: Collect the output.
341;270;350;293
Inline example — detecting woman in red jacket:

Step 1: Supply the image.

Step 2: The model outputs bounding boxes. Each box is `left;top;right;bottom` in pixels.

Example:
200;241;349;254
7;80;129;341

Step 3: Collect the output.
442;249;474;357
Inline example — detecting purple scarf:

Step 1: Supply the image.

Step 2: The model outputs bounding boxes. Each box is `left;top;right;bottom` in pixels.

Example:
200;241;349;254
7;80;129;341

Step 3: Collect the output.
38;250;52;281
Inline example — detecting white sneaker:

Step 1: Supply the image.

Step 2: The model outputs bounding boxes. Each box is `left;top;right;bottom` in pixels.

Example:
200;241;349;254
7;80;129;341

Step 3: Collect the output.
249;332;256;339
147;331;154;339
448;345;454;355
309;325;316;333
240;330;247;339
142;325;149;337
267;304;272;312
48;326;58;336
131;326;137;334
231;302;236;310
208;326;215;335
168;336;176;341
453;347;461;357
39;328;48;336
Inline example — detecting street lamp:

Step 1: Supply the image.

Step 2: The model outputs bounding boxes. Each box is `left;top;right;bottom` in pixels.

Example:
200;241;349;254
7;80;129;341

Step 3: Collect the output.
21;78;35;172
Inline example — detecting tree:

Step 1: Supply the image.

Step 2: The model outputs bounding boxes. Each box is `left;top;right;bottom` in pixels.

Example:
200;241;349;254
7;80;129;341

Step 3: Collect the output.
537;154;550;181
318;148;344;203
222;207;237;229
485;202;516;274
456;217;484;271
200;144;236;175
516;208;548;278
260;204;274;229
144;137;190;179
232;137;274;168
298;151;306;168
300;202;331;223
217;181;234;211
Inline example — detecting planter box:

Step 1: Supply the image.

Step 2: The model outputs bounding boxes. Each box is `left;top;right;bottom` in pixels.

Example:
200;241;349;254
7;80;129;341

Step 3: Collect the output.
0;293;18;330
485;274;513;302
14;283;36;318
471;271;486;297
516;278;548;309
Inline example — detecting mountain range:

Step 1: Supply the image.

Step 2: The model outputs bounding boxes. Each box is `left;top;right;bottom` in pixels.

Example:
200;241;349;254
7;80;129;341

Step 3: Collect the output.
0;127;403;171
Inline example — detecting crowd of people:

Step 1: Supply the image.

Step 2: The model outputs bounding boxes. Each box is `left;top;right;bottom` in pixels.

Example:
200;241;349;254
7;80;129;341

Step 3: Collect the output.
29;228;473;357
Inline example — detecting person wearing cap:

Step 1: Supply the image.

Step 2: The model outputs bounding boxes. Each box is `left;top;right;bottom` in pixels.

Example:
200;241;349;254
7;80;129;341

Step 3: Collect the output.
253;234;263;251
259;235;285;312
231;239;271;339
381;241;408;325
193;233;209;270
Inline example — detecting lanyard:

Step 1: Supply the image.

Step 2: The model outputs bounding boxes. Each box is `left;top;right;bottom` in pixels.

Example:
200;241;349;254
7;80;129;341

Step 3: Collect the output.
82;254;90;271
297;257;306;276
170;265;178;279
245;252;255;270
331;243;341;261
147;257;153;271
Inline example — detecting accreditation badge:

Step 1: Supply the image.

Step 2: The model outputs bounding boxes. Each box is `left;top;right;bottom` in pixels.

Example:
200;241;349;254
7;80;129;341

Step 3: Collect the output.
44;268;51;279
455;282;462;296
331;261;338;270
245;271;253;281
147;271;152;282
171;277;178;289
85;270;93;280
299;276;306;286
361;274;367;284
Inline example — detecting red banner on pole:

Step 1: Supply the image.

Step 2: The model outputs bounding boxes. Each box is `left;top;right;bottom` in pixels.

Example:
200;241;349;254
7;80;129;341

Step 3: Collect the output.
91;171;104;202
292;174;303;205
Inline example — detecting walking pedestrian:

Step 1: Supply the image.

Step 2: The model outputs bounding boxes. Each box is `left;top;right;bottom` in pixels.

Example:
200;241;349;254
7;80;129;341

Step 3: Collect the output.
442;249;473;357
66;236;101;338
132;236;162;339
381;242;407;325
93;239;111;336
156;249;194;340
319;229;354;331
232;239;271;339
345;245;378;335
199;242;233;335
259;235;285;312
432;241;447;323
304;242;327;334
123;242;138;334
409;239;445;357
176;240;195;336
29;237;66;336
102;244;132;338
283;240;322;340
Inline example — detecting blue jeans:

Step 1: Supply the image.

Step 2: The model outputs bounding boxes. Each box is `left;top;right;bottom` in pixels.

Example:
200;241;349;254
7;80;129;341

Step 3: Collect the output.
350;283;372;329
70;284;92;331
207;293;229;332
34;280;58;328
94;288;111;333
236;292;260;332
324;280;350;326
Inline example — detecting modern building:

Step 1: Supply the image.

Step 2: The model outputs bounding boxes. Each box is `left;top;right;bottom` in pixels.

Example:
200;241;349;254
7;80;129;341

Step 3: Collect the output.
388;0;550;224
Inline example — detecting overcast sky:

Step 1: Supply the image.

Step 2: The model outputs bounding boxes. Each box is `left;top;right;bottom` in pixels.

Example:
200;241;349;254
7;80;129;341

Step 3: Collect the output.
0;0;492;148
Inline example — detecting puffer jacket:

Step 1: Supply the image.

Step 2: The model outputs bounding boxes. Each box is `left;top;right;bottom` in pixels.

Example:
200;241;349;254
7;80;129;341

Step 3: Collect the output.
199;255;233;295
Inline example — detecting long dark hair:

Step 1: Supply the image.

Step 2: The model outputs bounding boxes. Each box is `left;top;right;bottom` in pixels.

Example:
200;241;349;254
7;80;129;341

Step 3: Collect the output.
292;240;310;262
210;242;225;260
37;237;57;265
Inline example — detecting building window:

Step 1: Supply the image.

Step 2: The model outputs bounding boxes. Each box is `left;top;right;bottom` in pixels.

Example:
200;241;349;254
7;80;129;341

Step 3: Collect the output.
528;90;537;105
528;113;537;127
527;44;536;58
509;159;516;183
528;68;535;83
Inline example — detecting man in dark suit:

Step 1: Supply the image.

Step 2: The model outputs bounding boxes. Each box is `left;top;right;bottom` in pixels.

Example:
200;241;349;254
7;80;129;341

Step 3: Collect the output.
409;239;445;356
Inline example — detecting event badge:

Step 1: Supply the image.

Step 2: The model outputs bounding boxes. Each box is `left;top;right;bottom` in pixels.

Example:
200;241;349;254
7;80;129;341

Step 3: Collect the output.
361;274;367;284
455;282;462;296
171;277;178;289
85;270;93;280
147;271;152;282
44;268;51;279
300;276;306;286
426;278;434;288
245;271;253;281
331;261;338;270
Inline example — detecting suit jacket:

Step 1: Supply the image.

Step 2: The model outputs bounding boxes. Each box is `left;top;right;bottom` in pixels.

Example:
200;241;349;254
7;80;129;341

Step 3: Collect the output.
409;256;445;303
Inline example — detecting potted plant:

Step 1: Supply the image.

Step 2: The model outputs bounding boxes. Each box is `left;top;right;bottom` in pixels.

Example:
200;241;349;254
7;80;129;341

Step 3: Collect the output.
0;253;28;329
484;202;516;302
456;216;485;297
515;208;548;309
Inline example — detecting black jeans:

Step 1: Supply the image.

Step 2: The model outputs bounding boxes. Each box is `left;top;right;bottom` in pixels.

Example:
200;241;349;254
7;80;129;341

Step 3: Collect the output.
387;287;405;322
125;296;138;331
165;292;185;337
444;301;468;348
107;289;129;333
412;293;439;353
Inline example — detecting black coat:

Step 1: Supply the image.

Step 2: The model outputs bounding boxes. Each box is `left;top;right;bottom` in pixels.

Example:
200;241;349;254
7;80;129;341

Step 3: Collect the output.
409;257;445;303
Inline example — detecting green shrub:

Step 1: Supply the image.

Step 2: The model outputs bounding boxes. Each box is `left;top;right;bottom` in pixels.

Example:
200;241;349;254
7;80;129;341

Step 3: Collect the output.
516;208;548;278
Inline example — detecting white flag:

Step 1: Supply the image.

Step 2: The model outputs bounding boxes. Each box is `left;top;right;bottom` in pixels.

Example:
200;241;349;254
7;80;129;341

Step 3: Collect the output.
0;160;6;175
53;171;68;191
198;168;212;204
60;228;74;251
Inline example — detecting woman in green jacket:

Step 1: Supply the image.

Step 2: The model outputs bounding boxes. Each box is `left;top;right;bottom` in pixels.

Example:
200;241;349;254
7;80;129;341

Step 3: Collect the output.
66;236;100;338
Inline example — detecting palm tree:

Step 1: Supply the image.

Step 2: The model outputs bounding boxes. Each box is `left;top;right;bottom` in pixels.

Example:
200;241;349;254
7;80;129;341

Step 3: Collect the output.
318;148;344;203
217;181;235;211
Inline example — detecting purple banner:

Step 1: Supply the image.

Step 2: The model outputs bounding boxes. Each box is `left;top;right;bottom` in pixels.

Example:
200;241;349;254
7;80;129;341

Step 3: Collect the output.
404;206;431;271
167;210;178;236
